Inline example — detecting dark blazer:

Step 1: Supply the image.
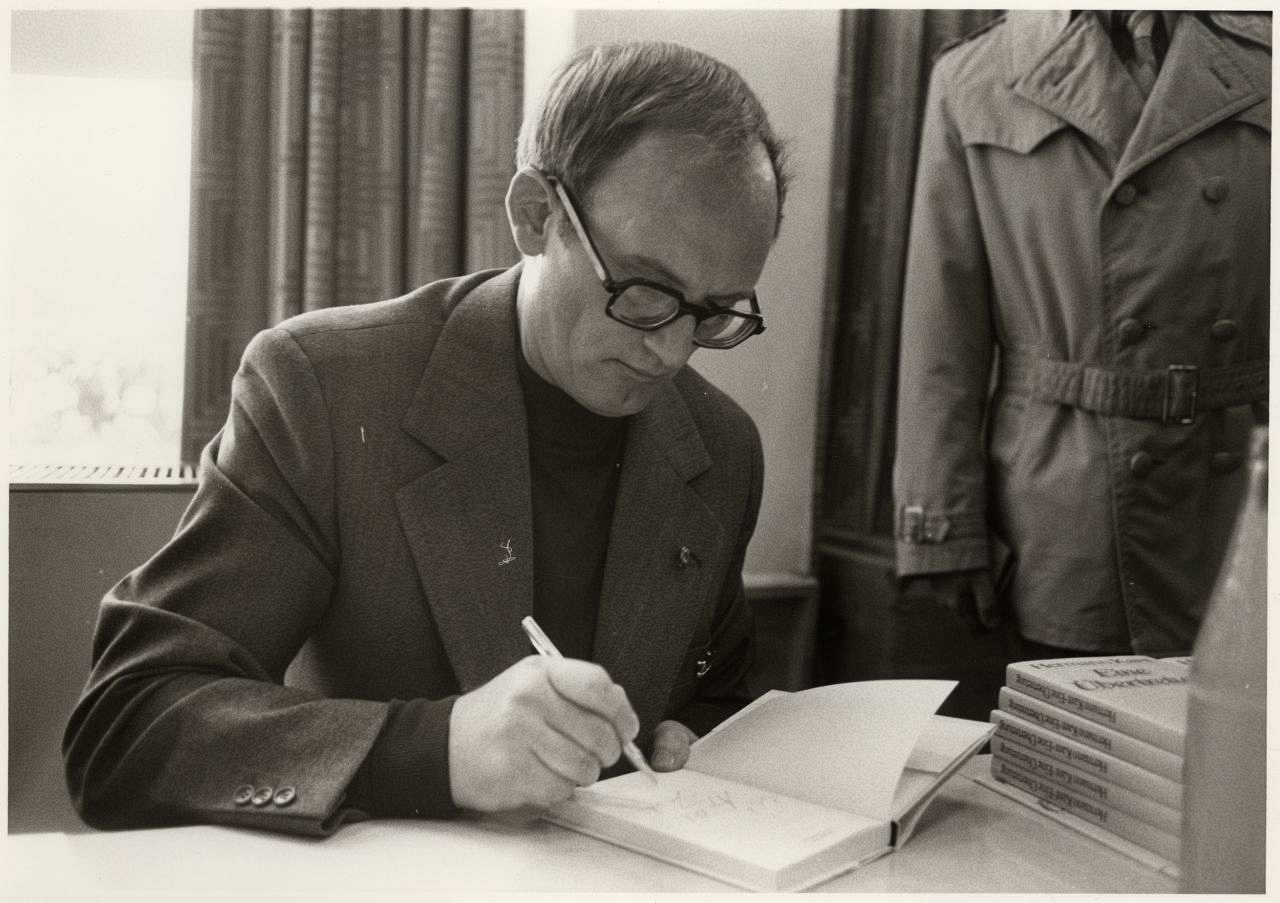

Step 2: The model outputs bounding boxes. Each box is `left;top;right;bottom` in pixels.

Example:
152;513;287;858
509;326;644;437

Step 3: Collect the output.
64;265;762;835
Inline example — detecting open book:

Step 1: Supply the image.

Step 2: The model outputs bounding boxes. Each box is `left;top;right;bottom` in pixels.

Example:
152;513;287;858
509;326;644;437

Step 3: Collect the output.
545;680;995;892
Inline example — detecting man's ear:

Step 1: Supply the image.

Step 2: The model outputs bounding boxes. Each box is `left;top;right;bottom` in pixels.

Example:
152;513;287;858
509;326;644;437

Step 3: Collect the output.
505;167;556;256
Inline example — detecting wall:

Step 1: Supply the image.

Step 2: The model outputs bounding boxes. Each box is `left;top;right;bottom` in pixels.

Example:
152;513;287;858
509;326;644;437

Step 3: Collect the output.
528;10;839;578
9;487;197;834
10;8;194;78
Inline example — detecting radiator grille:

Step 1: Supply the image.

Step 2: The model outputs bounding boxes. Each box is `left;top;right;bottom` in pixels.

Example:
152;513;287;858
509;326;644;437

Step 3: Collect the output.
9;463;198;488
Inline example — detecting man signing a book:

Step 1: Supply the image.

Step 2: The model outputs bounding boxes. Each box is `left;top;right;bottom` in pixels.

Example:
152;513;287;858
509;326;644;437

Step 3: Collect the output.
64;41;787;834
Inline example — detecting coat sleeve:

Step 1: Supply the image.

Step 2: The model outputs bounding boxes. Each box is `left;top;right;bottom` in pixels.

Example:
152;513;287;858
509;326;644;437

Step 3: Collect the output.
62;327;432;835
893;56;996;577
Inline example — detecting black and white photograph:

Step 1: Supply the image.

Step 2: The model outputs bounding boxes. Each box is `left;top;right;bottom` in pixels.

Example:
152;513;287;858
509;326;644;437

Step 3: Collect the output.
4;2;1270;896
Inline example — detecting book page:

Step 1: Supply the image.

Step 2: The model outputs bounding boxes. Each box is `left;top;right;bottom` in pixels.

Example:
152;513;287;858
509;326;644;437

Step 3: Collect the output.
906;714;996;773
686;680;956;820
892;715;995;839
560;769;881;872
699;688;786;740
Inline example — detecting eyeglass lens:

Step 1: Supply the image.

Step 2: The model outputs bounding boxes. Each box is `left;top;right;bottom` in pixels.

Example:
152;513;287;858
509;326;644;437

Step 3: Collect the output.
610;286;757;347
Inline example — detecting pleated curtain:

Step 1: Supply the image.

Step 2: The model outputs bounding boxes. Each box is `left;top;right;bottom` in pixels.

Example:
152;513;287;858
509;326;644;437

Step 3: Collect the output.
181;8;523;464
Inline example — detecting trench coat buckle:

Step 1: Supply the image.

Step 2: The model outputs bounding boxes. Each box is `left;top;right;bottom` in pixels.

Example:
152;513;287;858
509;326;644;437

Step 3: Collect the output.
1163;365;1199;425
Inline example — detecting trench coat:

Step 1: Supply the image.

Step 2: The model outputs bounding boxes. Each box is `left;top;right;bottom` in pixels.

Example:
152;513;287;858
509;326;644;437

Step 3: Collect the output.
893;11;1269;654
64;264;760;834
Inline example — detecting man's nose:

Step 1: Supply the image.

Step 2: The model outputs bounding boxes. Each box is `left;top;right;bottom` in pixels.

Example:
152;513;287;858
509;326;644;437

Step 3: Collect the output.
641;315;697;371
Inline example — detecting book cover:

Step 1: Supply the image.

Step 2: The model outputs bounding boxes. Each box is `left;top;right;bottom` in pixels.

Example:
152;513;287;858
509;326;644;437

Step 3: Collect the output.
1005;656;1187;755
546;680;994;892
989;757;1180;864
990;735;1181;835
998;687;1184;783
991;709;1182;809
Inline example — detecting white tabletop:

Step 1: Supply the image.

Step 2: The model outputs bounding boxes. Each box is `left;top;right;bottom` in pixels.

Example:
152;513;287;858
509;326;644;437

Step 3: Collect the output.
1;757;1177;897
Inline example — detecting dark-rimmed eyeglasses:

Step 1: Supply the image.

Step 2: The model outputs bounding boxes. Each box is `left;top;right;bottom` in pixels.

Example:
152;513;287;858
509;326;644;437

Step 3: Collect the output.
548;175;767;350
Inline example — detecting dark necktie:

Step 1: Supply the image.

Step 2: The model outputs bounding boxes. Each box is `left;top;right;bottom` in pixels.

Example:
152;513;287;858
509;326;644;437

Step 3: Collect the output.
1108;10;1168;99
1125;10;1161;97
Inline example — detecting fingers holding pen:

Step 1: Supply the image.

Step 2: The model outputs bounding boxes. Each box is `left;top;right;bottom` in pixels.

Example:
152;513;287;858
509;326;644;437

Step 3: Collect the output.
448;655;640;812
527;716;604;790
541;656;641;753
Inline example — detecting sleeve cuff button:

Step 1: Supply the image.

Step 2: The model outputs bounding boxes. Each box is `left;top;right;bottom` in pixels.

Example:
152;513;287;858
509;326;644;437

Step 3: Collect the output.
273;786;297;807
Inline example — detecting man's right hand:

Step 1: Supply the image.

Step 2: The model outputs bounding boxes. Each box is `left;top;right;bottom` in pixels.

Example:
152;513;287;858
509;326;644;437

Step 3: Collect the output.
447;655;639;812
901;569;1002;633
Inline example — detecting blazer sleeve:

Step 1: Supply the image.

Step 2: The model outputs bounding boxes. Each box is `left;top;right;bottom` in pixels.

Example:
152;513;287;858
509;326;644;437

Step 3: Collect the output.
62;327;419;835
893;56;996;578
665;417;761;737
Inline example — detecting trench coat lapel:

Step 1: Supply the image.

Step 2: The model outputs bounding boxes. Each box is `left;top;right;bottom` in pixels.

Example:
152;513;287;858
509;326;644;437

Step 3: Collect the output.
592;380;723;732
1113;14;1270;187
1009;10;1144;168
395;266;535;692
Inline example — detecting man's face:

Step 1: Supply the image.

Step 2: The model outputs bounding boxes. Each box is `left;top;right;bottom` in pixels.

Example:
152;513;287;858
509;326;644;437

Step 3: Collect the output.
519;131;778;418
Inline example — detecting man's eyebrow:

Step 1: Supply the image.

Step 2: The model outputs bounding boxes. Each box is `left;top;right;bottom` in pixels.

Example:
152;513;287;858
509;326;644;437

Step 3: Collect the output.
615;251;685;288
616;251;756;302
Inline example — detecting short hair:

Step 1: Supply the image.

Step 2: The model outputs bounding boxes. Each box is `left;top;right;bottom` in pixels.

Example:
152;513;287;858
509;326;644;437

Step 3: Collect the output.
517;41;789;234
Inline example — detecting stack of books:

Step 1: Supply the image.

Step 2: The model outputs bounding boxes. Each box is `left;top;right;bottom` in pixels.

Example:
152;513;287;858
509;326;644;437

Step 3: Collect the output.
986;655;1189;873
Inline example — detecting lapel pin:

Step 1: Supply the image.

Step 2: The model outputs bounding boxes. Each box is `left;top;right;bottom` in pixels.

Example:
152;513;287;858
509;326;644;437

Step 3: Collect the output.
677;545;699;568
498;539;516;566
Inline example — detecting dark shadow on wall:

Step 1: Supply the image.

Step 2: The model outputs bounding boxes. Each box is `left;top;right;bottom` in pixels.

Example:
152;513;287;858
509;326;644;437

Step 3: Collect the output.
811;9;1012;720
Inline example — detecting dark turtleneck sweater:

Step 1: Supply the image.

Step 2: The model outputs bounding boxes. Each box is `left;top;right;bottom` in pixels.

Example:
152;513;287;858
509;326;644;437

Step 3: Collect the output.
515;345;629;660
344;328;628;820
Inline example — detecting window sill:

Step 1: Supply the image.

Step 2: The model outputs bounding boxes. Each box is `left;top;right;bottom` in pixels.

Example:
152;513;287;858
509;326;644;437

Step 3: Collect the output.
8;463;197;491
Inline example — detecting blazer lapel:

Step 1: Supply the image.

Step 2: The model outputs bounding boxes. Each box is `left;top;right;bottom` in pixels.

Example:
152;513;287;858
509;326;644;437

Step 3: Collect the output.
394;269;728;722
1113;13;1269;186
395;266;535;692
1010;11;1144;168
592;380;724;733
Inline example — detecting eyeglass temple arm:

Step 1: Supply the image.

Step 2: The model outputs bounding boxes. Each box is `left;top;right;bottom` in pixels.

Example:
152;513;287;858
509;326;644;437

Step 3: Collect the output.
550;178;611;285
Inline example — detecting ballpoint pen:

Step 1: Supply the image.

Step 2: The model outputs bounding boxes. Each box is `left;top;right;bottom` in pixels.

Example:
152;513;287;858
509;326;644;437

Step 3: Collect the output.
521;615;659;784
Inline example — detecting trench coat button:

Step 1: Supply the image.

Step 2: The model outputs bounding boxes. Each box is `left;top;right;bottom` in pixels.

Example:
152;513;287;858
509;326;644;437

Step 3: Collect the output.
250;786;275;807
1129;451;1154;478
1211;452;1243;474
1202;177;1229;203
1117;318;1145;346
233;785;255;806
273;786;297;807
1114;183;1139;206
1210;319;1238;341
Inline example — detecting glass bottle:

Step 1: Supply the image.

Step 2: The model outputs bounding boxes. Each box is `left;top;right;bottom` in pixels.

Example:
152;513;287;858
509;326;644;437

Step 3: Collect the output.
1180;425;1267;892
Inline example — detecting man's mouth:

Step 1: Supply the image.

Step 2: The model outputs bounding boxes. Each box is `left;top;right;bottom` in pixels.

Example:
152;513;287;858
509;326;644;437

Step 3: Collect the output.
616;361;665;380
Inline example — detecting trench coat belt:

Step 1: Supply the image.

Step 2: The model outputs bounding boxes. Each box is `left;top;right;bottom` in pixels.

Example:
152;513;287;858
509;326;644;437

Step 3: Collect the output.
1000;351;1268;425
